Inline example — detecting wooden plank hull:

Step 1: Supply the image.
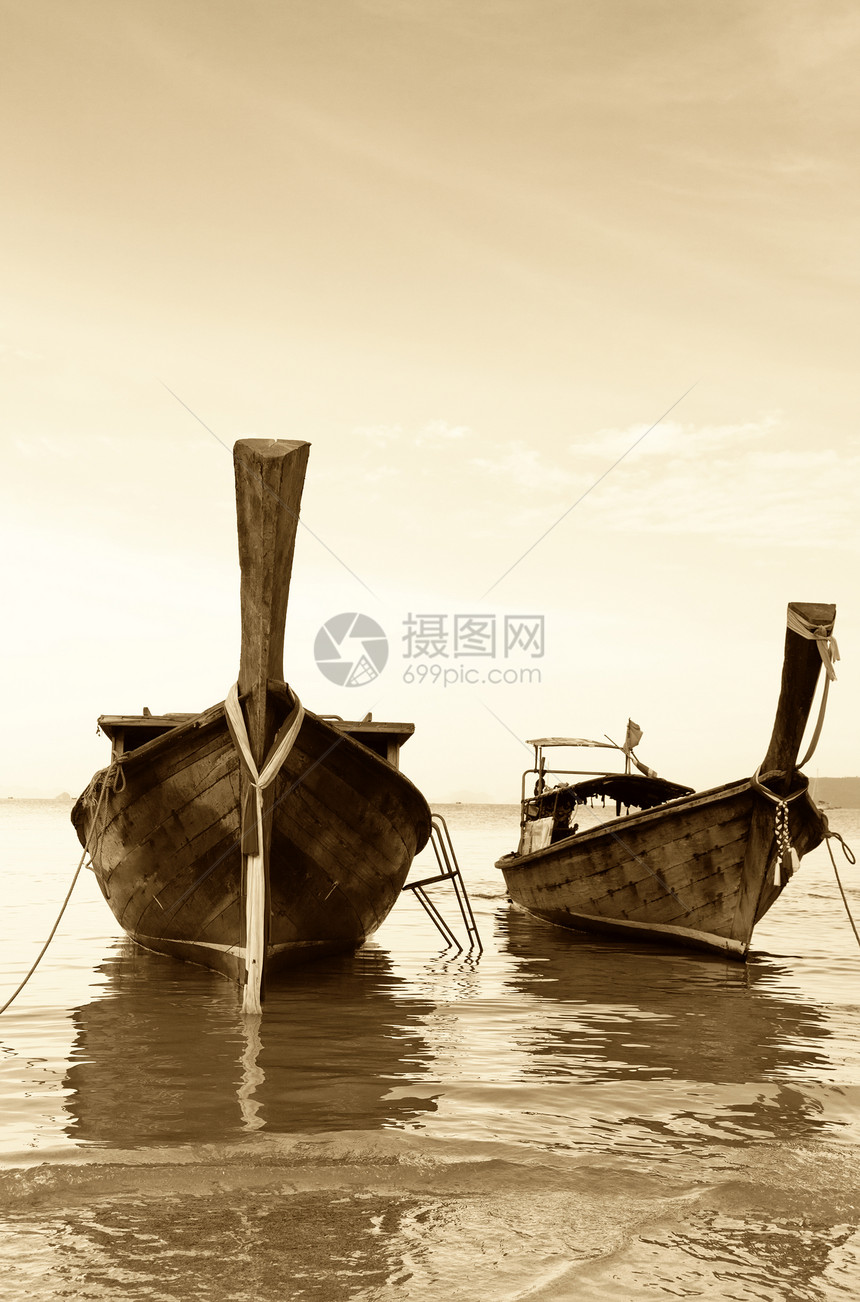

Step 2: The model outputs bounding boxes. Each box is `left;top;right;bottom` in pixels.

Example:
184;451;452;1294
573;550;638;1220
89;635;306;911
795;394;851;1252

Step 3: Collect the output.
496;778;828;959
72;706;432;982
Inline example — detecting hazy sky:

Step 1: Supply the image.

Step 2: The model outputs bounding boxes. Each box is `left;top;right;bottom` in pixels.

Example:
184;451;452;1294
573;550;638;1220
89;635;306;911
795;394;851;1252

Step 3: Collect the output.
2;0;857;801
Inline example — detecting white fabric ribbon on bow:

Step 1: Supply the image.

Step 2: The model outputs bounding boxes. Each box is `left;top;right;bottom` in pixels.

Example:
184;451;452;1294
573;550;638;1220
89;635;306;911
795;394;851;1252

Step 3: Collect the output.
225;682;304;1014
785;607;839;770
786;606;839;681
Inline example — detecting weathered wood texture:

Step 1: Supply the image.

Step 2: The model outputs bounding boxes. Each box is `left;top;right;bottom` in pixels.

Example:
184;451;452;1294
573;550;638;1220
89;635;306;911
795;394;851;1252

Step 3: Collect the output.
761;601;836;784
71;438;432;988
729;600;835;942
72;708;432;980
233;439;309;997
499;781;826;957
234;438;310;765
499;601;834;959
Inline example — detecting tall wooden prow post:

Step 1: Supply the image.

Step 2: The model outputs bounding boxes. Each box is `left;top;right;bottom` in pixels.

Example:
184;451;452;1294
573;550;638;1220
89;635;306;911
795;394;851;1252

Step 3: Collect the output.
758;601;836;793
233;438;310;1008
730;600;837;946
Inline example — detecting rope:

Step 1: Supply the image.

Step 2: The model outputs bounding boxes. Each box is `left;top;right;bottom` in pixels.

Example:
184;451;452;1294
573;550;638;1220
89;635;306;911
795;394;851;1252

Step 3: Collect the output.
824;828;860;949
750;767;810;888
786;607;839;680
751;766;809;805
786;607;839;769
753;758;859;948
0;766;115;1015
224;683;304;1015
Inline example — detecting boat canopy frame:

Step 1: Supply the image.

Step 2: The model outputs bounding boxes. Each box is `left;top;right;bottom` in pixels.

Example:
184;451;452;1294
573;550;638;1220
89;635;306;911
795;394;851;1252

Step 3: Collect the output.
518;738;692;833
522;736;635;808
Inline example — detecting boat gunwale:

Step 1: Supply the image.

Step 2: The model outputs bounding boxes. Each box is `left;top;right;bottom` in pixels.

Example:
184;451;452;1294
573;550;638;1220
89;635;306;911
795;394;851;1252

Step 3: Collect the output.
93;688;424;786
79;690;433;850
95;699;231;770
495;775;759;871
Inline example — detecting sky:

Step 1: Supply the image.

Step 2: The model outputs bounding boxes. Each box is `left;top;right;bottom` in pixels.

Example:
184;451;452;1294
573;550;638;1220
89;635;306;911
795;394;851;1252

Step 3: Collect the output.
1;0;858;802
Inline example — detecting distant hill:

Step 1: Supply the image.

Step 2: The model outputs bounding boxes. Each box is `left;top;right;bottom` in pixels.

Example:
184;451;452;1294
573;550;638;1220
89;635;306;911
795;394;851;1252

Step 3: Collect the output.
813;777;860;808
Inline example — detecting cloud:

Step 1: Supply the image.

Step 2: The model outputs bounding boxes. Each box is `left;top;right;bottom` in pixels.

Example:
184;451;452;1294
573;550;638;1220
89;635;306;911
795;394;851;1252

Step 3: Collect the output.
467;420;780;500
572;416;778;464
462;415;858;551
0;343;43;363
355;419;469;448
414;419;470;445
347;412;858;555
355;424;403;446
469;441;578;492
590;442;859;547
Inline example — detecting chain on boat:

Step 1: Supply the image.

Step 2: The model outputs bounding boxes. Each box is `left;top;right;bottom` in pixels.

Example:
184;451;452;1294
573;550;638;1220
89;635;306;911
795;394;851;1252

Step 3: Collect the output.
750;610;857;943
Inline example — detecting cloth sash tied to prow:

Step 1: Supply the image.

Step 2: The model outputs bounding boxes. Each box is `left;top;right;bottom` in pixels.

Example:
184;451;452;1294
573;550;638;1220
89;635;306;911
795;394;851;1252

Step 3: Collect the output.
785;607;839;771
786;607;839;680
225;682;305;1014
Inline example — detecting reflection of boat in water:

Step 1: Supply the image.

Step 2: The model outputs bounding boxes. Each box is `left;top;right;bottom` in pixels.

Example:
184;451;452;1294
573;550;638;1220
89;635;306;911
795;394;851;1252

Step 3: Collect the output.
63;940;437;1146
496;603;838;959
71;440;431;1009
499;906;834;1088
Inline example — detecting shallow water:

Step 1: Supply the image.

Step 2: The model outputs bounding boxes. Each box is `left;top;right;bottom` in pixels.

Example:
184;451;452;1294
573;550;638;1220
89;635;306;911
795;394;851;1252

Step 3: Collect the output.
1;799;859;1299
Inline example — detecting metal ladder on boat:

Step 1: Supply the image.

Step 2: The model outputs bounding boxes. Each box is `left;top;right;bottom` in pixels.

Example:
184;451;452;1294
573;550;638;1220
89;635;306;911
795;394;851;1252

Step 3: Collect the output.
402;813;483;954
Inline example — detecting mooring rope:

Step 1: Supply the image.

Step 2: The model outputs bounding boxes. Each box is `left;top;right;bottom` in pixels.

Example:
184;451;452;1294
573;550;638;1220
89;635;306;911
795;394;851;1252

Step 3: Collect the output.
0;764;116;1015
752;764;860;952
824;827;860;950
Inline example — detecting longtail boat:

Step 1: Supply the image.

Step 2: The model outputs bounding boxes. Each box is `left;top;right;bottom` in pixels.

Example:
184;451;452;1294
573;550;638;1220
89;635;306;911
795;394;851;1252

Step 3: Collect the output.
496;602;838;959
72;440;432;1010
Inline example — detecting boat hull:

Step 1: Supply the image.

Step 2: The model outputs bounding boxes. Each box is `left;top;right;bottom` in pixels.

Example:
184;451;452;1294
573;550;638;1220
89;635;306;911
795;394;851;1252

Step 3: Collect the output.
496;778;828;959
72;706;432;982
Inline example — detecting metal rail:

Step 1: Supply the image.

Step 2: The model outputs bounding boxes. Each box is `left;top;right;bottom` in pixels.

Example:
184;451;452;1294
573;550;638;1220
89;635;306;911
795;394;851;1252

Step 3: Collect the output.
402;814;483;953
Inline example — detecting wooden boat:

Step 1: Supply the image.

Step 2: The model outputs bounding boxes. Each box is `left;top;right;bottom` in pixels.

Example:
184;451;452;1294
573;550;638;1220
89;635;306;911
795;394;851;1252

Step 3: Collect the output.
72;439;432;1009
496;602;838;959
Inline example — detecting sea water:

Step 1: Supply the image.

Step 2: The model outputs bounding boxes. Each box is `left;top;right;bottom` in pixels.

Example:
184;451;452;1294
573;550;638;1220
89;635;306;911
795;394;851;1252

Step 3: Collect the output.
0;799;858;1300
